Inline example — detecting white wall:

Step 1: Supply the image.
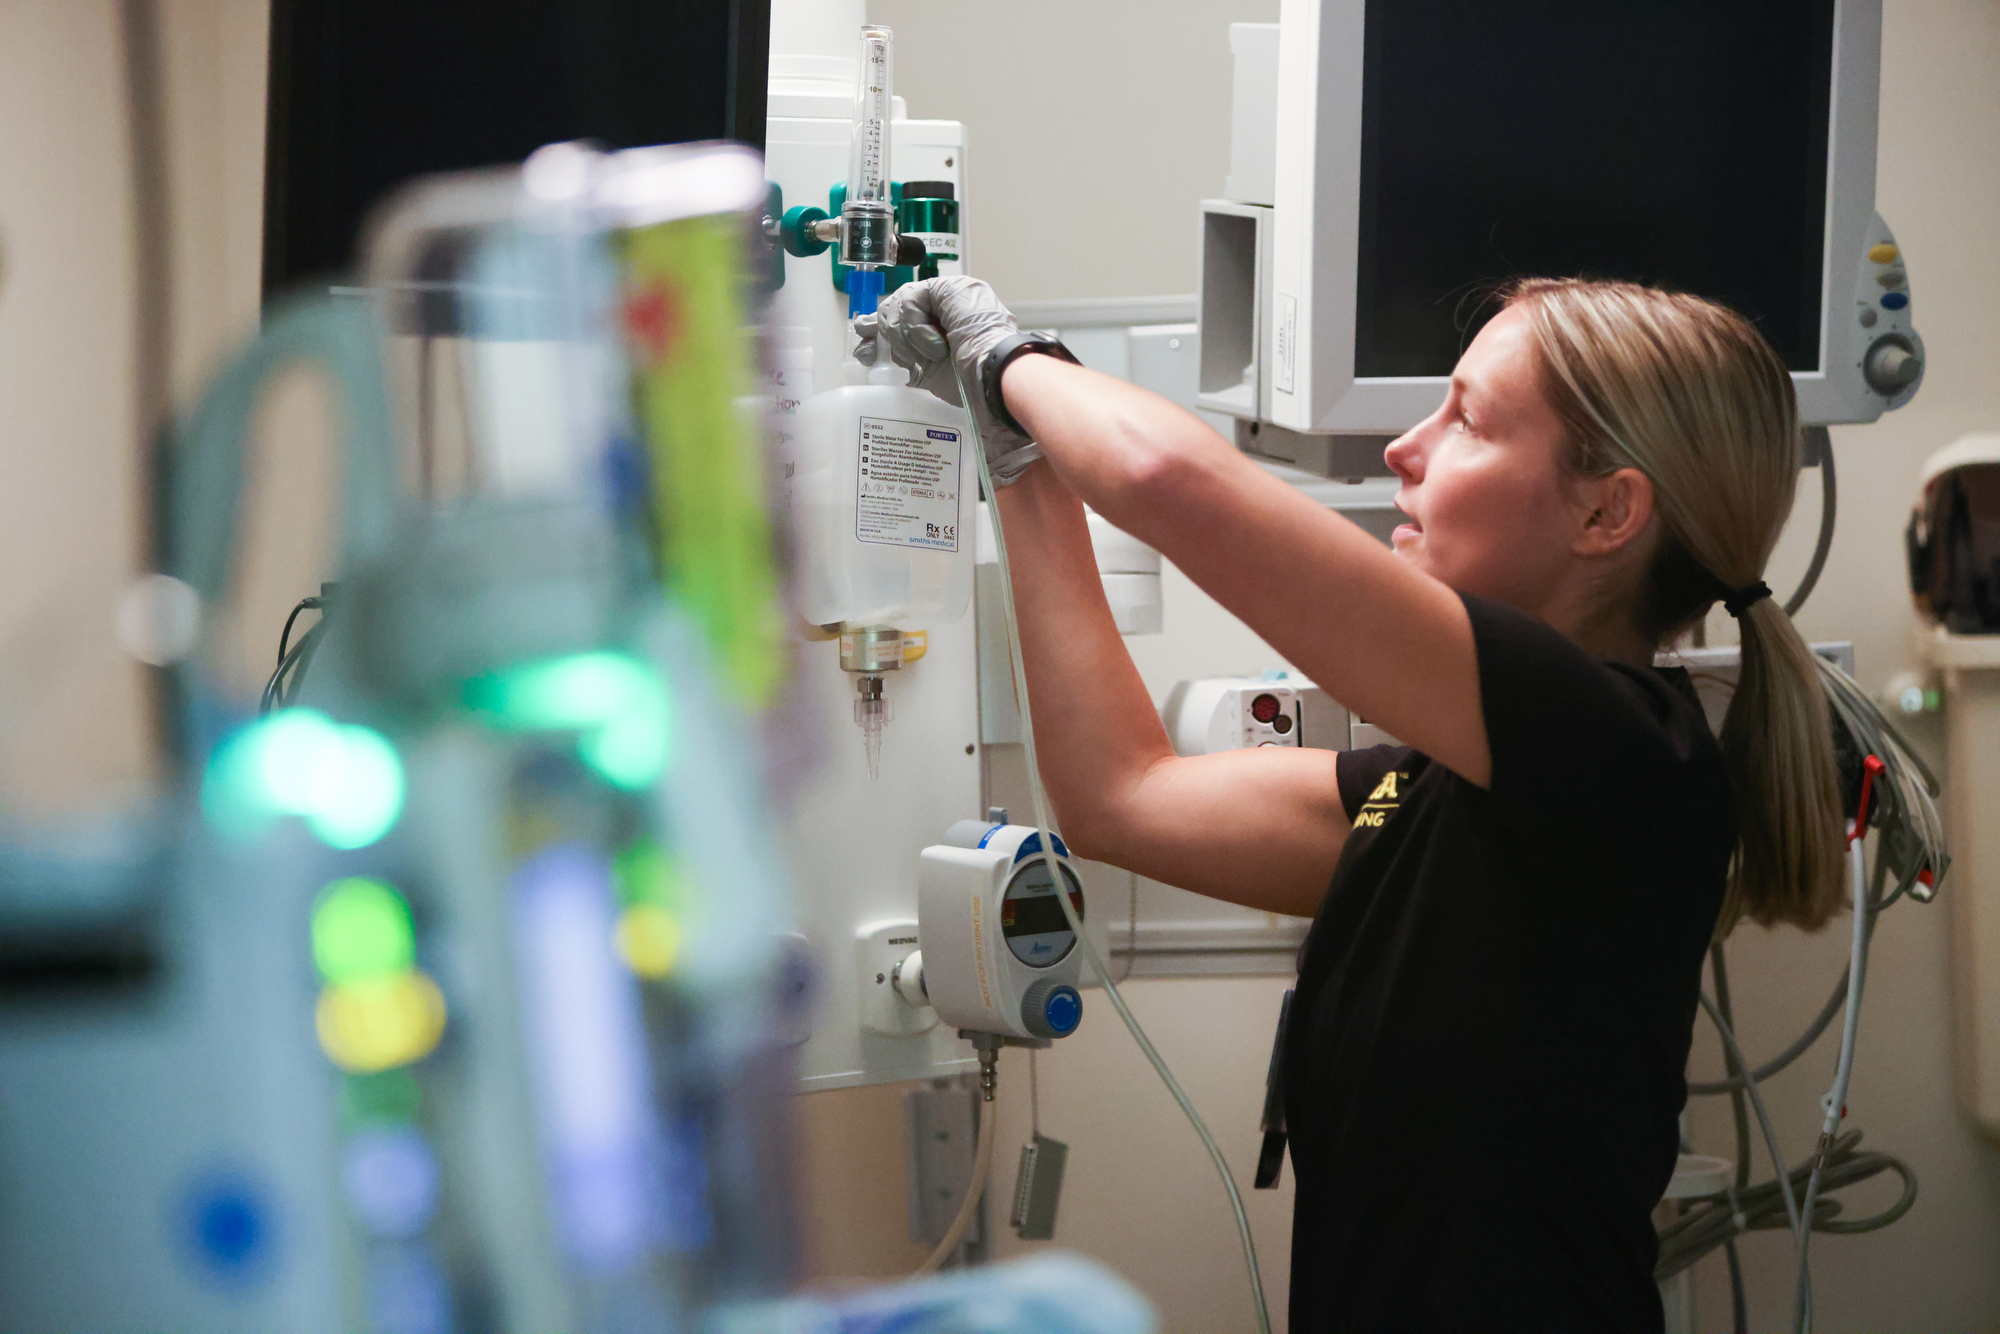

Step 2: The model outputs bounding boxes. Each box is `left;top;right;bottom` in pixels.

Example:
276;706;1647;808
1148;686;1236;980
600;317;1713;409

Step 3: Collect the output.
0;0;147;813
0;0;301;820
874;0;1278;303
793;2;2000;1331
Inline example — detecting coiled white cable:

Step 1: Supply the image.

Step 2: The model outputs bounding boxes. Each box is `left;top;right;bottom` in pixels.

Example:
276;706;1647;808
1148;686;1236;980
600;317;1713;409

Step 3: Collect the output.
952;363;1274;1334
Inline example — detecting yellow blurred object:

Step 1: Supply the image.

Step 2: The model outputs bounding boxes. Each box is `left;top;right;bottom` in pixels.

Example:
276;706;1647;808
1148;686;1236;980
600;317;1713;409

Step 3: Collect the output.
900;629;929;664
615;904;683;979
315;971;448;1073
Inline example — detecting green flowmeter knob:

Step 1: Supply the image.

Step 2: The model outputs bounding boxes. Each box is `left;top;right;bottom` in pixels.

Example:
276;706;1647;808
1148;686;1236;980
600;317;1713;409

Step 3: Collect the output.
781;205;832;258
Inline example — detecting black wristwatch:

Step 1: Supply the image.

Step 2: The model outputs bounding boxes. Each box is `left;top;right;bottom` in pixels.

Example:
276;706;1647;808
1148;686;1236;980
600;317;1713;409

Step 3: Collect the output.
980;332;1080;438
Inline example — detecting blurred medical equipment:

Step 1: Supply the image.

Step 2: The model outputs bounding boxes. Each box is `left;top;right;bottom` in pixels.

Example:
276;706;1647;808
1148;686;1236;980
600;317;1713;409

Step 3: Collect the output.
715;1251;1155;1334
0;139;816;1333
1201;0;1922;484
1906;436;2000;1142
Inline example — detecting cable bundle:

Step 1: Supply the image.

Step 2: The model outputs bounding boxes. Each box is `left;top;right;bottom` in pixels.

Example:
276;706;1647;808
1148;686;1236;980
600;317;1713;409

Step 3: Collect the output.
260;585;337;715
1676;559;1947;1334
1655;1128;1917;1282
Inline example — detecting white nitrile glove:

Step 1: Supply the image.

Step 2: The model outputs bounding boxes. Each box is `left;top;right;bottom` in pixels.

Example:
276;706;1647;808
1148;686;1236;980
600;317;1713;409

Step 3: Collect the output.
853;277;1043;485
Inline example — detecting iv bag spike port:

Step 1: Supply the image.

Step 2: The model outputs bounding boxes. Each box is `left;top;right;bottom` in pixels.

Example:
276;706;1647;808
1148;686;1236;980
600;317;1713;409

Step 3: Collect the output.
854;673;891;780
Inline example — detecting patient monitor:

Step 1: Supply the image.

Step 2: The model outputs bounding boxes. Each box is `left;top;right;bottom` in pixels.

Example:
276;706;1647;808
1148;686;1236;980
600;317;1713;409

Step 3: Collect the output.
1202;0;1922;478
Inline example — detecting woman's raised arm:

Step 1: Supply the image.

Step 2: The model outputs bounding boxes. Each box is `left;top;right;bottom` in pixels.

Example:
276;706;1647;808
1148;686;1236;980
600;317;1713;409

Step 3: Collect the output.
1000;353;1491;788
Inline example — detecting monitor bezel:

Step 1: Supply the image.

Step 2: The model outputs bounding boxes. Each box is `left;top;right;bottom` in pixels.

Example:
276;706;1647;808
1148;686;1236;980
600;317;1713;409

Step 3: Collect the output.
1262;0;1884;434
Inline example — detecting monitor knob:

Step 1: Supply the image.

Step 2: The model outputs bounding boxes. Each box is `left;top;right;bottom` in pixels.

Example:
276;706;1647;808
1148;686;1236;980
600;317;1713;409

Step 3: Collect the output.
1865;336;1922;394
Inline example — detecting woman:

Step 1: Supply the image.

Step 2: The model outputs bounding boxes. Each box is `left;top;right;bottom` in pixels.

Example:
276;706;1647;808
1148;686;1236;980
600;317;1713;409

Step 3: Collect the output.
856;276;1844;1332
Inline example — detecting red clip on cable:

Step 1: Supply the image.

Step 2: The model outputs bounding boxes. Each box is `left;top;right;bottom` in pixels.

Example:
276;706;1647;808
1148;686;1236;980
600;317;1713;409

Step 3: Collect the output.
1847;754;1886;849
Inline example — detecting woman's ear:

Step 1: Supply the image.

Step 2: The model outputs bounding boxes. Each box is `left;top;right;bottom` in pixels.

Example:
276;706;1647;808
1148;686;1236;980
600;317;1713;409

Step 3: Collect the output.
1574;467;1654;557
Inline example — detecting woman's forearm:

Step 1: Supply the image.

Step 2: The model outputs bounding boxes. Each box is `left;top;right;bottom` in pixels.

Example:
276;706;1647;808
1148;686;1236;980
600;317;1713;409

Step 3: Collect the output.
1001;354;1228;530
989;465;1176;860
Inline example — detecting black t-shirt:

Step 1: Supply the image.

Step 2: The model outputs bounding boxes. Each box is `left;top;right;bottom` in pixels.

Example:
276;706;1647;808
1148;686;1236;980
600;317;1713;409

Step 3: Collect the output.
1284;594;1735;1334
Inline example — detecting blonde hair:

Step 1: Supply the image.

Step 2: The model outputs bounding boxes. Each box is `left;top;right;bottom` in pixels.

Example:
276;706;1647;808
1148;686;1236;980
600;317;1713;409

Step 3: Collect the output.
1505;277;1844;934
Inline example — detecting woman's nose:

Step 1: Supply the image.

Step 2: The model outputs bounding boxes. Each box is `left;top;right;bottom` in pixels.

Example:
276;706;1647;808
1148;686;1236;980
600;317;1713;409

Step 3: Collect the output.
1383;428;1422;481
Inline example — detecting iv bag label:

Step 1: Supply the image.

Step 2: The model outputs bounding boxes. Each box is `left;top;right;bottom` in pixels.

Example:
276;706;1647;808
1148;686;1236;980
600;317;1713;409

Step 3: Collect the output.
855;416;962;551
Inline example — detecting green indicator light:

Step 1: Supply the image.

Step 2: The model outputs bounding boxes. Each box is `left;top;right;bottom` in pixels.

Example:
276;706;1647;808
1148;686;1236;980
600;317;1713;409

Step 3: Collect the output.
303;725;405;849
200;708;406;849
312;877;415;985
340;1069;422;1129
466;653;674;790
613;840;687;910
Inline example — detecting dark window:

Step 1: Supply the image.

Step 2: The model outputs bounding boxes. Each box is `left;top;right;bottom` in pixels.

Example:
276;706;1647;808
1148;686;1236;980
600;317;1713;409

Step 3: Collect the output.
263;0;772;295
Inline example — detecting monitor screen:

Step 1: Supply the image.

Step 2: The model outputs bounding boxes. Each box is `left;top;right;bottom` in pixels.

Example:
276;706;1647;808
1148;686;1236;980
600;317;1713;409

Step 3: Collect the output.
263;0;771;295
1354;0;1836;378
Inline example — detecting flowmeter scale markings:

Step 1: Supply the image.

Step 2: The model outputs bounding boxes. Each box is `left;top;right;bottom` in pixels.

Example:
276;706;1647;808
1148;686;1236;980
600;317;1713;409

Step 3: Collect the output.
856;416;962;552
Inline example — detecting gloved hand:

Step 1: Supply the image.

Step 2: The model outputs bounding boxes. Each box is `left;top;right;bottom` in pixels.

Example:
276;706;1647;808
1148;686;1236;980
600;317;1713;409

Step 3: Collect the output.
853;277;1042;485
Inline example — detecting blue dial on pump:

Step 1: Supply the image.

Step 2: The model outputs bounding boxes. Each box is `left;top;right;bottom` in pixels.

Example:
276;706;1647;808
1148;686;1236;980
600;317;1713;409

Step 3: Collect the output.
1021;979;1084;1040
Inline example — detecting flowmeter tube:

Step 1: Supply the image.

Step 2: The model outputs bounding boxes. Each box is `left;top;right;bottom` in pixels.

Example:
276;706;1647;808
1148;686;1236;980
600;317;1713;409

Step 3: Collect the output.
840;26;897;281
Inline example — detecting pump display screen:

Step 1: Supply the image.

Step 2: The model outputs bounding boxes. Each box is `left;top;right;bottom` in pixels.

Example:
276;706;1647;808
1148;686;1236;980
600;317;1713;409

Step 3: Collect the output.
1001;861;1085;967
1354;0;1836;378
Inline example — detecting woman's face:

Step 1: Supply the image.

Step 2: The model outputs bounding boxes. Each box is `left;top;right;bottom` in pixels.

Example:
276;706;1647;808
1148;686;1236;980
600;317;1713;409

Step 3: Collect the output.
1382;306;1589;608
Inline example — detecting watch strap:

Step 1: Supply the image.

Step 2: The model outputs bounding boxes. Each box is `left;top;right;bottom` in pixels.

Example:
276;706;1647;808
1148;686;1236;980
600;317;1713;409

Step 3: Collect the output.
980;332;1080;440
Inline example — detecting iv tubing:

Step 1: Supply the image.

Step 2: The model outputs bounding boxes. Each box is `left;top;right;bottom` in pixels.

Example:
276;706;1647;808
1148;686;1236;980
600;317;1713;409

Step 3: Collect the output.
951;364;1274;1334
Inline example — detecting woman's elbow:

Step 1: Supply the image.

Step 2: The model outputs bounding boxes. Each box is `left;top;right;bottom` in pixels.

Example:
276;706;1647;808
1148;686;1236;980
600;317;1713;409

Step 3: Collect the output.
1091;417;1210;529
1041;794;1120;865
1041;765;1162;868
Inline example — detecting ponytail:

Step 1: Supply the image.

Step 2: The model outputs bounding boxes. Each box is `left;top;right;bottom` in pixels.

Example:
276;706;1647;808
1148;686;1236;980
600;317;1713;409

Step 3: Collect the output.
1721;598;1845;932
1507;278;1846;934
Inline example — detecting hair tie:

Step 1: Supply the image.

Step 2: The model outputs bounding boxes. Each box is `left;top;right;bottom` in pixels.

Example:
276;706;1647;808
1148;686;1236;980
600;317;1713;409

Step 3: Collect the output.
1722;581;1773;618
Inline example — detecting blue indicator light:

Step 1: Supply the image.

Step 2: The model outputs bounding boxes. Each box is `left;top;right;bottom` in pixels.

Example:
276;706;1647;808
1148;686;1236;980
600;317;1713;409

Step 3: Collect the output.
1881;292;1909;311
175;1169;277;1289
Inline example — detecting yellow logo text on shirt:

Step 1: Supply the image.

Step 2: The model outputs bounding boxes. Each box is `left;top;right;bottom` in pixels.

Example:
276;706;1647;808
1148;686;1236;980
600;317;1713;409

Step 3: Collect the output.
1353;772;1408;829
